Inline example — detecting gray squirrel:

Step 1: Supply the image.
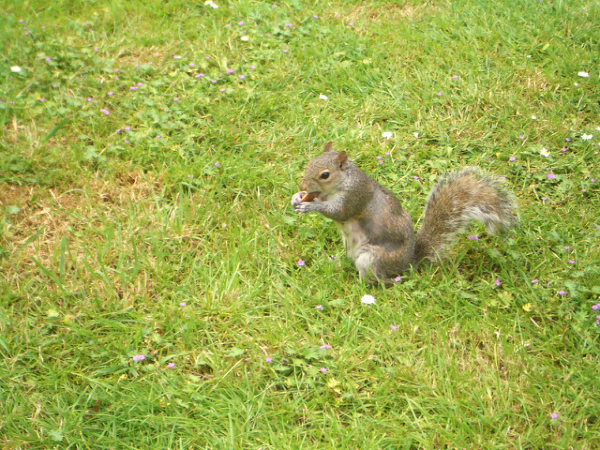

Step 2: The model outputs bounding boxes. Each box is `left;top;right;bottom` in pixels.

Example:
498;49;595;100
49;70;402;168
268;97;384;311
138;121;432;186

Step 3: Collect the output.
291;142;518;285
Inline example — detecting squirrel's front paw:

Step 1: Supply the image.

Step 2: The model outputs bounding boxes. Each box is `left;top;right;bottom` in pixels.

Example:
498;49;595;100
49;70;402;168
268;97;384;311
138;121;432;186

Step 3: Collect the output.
291;192;306;208
295;201;318;214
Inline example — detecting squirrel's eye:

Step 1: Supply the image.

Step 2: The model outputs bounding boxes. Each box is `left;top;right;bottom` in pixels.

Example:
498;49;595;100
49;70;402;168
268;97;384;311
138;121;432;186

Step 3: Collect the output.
320;171;330;180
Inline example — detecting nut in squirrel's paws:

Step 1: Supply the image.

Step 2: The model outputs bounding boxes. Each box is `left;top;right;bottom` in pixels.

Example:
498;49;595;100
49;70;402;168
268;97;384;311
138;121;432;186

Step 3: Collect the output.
301;192;319;202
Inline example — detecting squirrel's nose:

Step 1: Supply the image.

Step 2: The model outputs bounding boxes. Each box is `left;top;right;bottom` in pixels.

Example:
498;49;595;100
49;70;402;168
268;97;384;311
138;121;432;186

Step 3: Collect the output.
300;179;319;193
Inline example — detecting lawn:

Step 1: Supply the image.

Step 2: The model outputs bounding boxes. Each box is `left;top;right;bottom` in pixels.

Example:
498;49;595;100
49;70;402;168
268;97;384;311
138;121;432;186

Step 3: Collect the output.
1;0;600;448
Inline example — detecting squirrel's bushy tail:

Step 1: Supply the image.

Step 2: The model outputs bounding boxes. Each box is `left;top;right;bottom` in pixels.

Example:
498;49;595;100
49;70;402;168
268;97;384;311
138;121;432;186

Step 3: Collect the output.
414;168;518;263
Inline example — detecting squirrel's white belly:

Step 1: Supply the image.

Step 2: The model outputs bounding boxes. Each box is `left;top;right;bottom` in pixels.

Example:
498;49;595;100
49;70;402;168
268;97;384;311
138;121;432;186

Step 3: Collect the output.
337;220;373;275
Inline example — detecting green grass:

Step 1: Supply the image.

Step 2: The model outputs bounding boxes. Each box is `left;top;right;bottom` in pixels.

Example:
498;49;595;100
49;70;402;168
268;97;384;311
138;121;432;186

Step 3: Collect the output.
1;0;600;448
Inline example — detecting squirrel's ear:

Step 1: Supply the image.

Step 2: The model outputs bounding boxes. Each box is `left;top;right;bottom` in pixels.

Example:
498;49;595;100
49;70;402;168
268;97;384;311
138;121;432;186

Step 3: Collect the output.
336;151;348;168
323;141;333;153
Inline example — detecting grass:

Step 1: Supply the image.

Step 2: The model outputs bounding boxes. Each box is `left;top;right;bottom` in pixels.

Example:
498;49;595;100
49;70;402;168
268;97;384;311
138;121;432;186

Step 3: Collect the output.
1;0;600;448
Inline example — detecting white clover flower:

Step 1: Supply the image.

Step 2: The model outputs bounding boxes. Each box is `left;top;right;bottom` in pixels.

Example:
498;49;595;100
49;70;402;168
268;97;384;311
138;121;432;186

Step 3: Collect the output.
540;148;550;158
578;71;590;78
211;3;219;8
361;295;376;305
10;66;21;72
531;116;537;120
204;0;213;4
240;35;249;41
381;131;393;139
319;94;328;100
581;134;593;141
413;132;419;138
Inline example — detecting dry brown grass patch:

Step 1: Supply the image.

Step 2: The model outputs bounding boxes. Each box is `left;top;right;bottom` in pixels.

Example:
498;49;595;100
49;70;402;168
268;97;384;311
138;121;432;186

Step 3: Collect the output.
333;1;442;25
1;171;161;270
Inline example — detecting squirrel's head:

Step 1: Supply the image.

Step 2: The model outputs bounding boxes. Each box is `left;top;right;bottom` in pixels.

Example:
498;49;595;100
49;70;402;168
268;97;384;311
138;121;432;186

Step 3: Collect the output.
299;142;349;197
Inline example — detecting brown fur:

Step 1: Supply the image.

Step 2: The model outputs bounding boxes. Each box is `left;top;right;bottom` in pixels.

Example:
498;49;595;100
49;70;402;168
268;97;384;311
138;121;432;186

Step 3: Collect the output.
292;144;518;285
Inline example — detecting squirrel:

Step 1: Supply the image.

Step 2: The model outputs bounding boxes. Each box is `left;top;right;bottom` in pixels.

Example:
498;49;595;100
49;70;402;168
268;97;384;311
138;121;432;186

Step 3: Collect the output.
291;141;518;285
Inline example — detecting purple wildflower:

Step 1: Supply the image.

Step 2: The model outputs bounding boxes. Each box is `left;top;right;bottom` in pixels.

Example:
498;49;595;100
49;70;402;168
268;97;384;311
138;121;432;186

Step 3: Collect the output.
132;355;145;362
550;413;558;420
495;279;501;287
100;108;110;115
509;156;516;162
297;259;305;267
320;367;327;373
547;173;556;179
316;305;323;310
319;344;332;349
390;325;398;330
468;235;479;241
266;357;272;363
558;290;566;296
167;362;175;368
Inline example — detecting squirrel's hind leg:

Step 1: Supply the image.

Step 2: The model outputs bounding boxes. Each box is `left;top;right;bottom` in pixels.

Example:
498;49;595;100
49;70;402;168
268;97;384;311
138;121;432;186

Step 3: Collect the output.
355;248;403;288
